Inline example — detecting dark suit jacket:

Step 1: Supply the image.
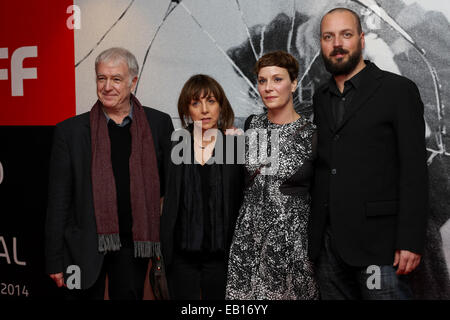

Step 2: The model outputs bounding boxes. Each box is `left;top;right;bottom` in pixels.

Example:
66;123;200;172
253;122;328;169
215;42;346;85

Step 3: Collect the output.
160;132;245;267
45;106;174;289
309;61;429;266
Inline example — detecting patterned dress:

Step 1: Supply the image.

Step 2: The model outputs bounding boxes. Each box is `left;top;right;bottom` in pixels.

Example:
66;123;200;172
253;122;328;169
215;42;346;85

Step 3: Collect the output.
226;113;319;300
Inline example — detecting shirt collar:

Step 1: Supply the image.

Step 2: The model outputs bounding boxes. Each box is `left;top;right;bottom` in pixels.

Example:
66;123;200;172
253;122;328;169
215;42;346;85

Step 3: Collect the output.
323;60;372;93
346;62;368;89
103;100;133;127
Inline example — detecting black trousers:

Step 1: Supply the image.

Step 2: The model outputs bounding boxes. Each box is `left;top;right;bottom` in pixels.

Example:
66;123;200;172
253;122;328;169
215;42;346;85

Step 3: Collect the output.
167;250;227;300
316;227;413;300
65;247;149;300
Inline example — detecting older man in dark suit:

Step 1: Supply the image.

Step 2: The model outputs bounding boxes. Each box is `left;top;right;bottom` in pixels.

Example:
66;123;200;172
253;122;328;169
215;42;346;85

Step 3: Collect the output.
309;8;428;299
45;47;174;299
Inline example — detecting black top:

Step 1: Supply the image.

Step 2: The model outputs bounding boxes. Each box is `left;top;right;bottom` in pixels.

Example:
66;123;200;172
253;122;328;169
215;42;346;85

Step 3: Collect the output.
174;141;225;254
198;163;213;251
160;133;245;267
327;64;368;129
108;119;133;248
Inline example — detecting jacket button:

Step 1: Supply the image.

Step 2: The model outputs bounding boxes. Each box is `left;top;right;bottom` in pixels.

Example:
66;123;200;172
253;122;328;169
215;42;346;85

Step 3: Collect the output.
331;168;337;175
334;134;339;141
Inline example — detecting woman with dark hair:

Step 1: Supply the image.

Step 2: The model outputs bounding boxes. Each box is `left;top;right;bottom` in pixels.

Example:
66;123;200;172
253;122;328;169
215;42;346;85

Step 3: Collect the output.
226;51;319;299
161;74;244;300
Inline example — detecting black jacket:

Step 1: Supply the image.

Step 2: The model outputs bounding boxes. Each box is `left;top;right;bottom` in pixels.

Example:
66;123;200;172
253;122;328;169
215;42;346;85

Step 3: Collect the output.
309;62;429;266
160;131;245;267
45;106;174;289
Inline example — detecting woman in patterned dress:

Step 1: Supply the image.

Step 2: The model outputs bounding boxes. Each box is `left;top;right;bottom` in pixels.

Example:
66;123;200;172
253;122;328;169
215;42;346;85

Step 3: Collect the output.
226;51;319;300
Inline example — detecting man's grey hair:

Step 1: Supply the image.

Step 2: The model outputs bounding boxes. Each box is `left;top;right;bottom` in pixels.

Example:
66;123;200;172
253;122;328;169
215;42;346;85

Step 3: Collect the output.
95;47;139;79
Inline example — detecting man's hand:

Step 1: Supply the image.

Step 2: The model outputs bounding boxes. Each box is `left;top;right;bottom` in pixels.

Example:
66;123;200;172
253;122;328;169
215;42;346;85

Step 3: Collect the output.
393;250;421;275
49;272;66;287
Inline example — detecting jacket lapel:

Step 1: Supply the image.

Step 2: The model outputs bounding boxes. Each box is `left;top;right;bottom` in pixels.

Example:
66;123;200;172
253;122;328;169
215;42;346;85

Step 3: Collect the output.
221;140;230;218
221;151;233;245
81;112;92;160
171;142;183;219
222;163;230;212
319;91;336;133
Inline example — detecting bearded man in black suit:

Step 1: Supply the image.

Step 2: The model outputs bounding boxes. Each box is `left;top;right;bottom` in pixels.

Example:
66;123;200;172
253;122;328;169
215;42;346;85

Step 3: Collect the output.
309;8;428;300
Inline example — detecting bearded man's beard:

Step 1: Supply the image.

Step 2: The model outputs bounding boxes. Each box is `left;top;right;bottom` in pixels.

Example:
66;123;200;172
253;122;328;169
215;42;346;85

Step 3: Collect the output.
321;42;363;76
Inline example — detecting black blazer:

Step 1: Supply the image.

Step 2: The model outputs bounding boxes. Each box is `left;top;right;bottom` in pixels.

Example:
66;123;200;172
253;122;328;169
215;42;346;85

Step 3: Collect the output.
160;132;245;267
309;61;429;266
45;106;174;289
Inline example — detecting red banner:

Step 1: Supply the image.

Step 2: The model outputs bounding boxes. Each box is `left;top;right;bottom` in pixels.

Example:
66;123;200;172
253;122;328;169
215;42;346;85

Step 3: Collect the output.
0;1;75;125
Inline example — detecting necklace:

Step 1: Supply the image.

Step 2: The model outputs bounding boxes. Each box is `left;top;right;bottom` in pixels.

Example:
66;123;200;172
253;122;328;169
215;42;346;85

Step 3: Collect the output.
194;139;215;165
195;143;206;149
194;139;206;149
194;136;217;150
